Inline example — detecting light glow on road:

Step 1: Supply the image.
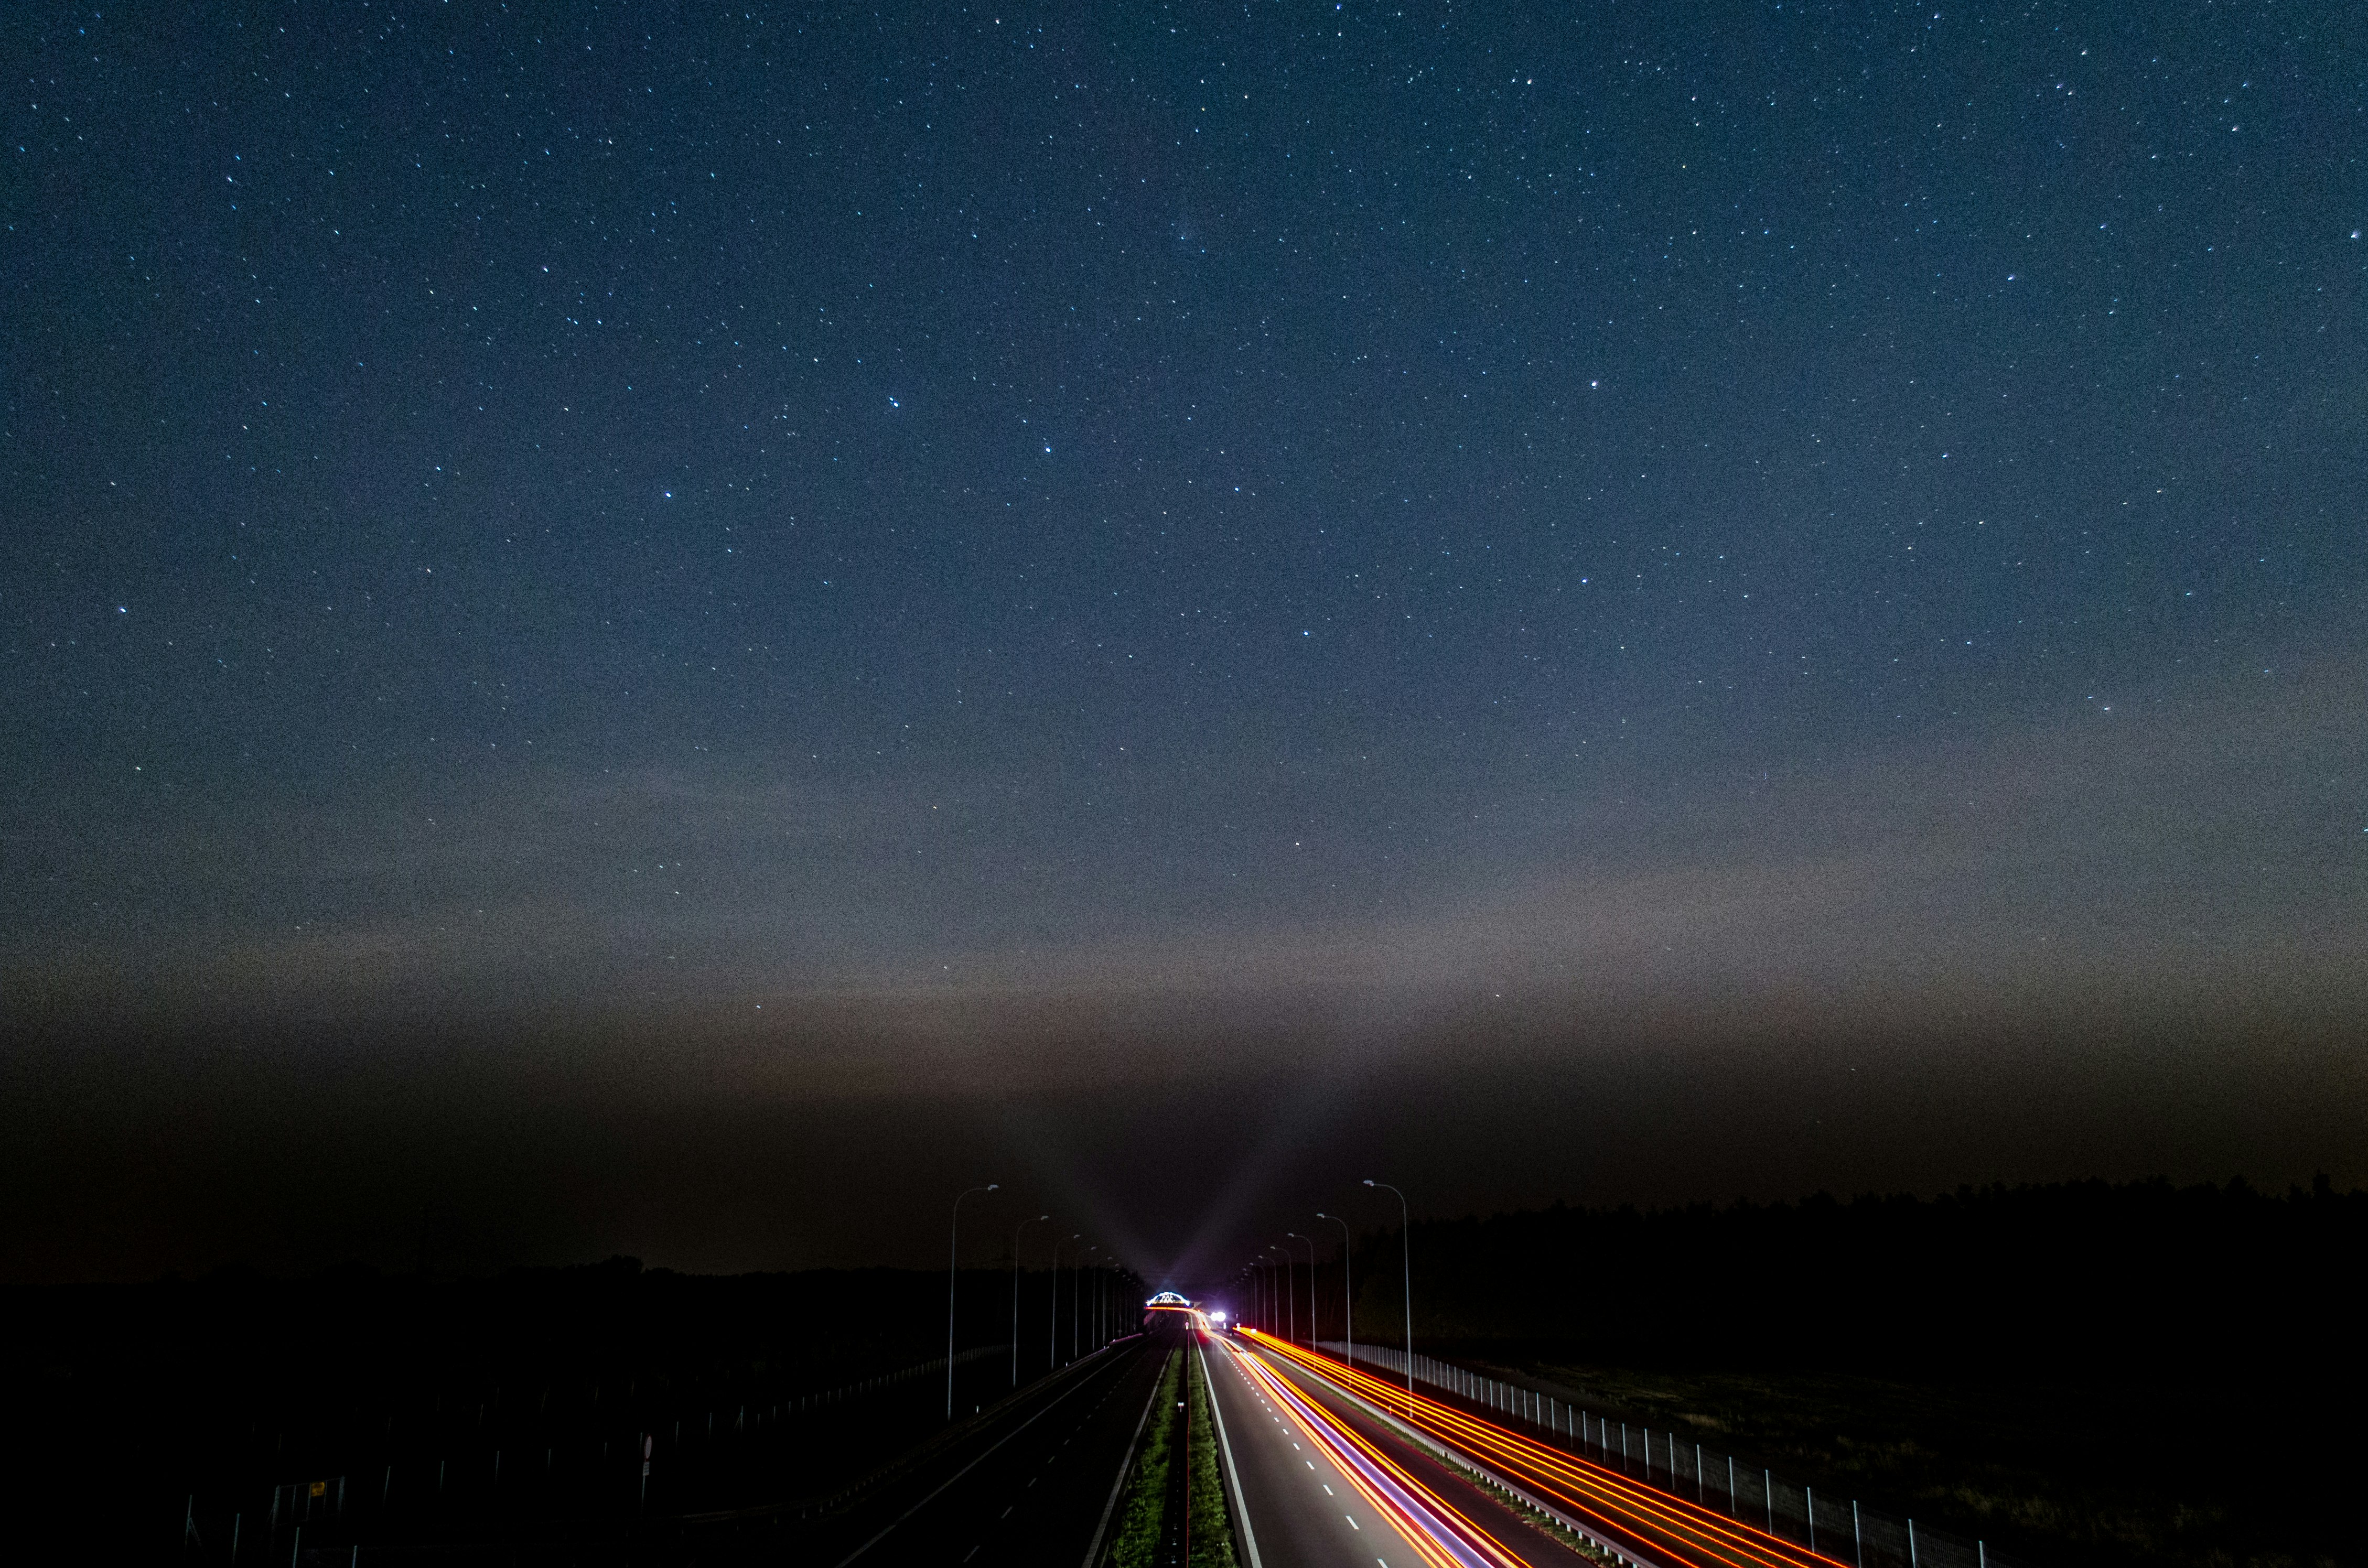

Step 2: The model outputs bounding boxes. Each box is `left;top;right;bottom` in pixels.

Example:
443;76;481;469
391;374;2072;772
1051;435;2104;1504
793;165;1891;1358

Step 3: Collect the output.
1241;1329;1856;1568
1219;1333;1527;1568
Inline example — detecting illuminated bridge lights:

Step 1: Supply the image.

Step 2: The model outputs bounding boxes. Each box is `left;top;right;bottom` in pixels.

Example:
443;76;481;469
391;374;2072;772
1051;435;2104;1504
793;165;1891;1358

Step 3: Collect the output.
1240;1329;1856;1568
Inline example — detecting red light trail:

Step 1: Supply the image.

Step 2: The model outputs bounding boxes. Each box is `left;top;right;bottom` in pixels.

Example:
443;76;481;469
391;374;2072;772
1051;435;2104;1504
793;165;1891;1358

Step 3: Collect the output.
1240;1329;1856;1568
1214;1324;1529;1568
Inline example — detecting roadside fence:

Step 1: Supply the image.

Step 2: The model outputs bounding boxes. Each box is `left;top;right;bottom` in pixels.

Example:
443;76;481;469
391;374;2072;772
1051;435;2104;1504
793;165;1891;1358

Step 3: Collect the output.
176;1343;1014;1561
1319;1343;2031;1568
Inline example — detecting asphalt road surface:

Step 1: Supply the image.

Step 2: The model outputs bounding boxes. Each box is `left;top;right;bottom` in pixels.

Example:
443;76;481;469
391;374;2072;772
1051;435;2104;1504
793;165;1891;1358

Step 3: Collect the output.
1204;1327;1595;1568
1239;1331;1872;1568
816;1322;1171;1567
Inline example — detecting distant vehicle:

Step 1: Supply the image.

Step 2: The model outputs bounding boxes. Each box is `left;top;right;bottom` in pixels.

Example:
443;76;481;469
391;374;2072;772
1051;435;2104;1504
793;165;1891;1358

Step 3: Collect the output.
1208;1309;1227;1324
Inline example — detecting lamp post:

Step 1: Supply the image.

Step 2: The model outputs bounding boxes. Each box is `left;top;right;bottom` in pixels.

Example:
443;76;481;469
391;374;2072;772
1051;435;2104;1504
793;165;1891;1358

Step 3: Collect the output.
1265;1246;1290;1344
1050;1234;1079;1367
1286;1232;1318;1349
1317;1212;1352;1370
948;1183;999;1419
1075;1246;1096;1360
1011;1213;1048;1388
1364;1179;1413;1396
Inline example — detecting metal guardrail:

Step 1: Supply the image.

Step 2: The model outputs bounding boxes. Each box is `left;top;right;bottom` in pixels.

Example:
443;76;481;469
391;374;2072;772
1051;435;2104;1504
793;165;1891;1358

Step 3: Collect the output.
1319;1342;2029;1568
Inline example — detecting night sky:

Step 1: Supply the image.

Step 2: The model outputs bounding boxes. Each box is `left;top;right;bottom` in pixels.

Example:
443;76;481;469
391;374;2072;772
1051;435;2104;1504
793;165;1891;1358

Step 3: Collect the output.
4;2;2363;1285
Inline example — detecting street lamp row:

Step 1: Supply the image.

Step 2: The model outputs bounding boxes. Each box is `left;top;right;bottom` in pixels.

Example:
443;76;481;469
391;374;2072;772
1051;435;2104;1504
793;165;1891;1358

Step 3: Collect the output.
948;1185;1134;1420
1237;1180;1413;1397
955;1177;1418;1426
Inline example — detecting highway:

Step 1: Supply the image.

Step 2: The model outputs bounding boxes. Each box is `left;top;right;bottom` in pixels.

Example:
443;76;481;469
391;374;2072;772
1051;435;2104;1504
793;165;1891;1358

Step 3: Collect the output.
1205;1325;1595;1568
790;1309;1850;1568
810;1323;1169;1567
1232;1329;1855;1568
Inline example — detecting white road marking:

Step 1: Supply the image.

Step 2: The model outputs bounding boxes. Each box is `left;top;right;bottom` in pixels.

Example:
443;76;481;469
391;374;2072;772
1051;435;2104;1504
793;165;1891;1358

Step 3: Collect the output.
1199;1336;1265;1568
1346;1513;1361;1530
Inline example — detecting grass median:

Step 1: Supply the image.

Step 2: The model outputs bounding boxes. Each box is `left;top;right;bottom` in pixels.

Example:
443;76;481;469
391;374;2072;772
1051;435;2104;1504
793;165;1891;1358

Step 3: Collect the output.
1183;1343;1237;1568
1109;1350;1180;1568
1108;1344;1237;1568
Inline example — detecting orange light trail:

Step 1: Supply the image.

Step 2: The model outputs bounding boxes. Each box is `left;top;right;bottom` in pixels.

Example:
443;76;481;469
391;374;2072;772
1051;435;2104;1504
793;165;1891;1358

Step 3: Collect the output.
1240;1330;1855;1568
1213;1328;1529;1568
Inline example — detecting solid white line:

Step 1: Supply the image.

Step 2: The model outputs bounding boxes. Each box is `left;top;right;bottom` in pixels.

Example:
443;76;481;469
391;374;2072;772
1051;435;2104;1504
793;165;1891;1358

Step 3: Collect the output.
833;1349;1125;1567
1198;1337;1264;1568
1261;1343;1679;1568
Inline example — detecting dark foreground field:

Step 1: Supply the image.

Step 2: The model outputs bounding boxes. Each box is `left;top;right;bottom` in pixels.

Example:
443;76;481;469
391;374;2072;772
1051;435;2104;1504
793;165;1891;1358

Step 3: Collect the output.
5;1178;2354;1565
0;1258;1135;1561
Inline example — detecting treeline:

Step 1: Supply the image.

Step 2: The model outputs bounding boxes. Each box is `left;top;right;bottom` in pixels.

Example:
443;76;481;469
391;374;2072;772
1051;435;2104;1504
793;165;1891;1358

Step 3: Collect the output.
10;1257;1037;1408
1317;1176;2363;1384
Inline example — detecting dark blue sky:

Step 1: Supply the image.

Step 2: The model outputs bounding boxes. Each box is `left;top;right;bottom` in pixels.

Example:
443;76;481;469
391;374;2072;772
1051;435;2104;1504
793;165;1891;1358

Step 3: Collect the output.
3;2;2363;1279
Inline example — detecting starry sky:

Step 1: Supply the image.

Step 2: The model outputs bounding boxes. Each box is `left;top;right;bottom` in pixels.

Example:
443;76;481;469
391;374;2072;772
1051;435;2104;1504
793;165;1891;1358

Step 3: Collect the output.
3;1;2364;1282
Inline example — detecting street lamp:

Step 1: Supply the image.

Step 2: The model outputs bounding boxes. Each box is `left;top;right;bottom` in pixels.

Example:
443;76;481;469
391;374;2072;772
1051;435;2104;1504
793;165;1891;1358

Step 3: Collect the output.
1075;1246;1097;1361
1264;1246;1290;1344
1286;1232;1317;1349
1050;1234;1079;1367
1365;1179;1413;1397
948;1183;999;1419
1317;1212;1352;1371
1012;1213;1049;1387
